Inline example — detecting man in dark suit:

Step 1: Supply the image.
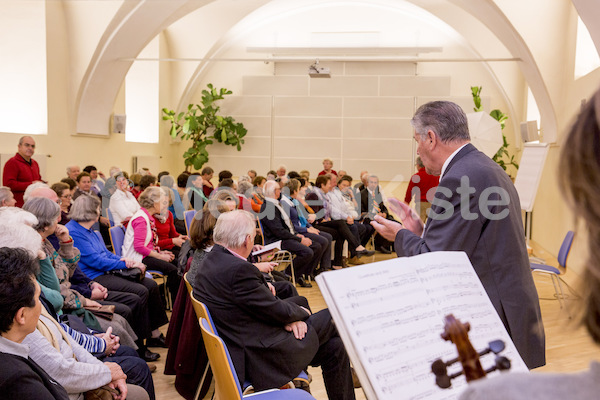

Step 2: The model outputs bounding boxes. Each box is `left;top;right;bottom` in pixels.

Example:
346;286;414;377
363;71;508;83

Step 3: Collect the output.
360;174;395;254
371;101;545;370
259;180;326;287
195;210;355;399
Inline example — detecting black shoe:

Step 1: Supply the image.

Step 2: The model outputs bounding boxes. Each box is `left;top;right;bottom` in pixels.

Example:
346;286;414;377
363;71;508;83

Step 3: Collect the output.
146;333;168;348
376;246;392;254
356;249;375;257
140;349;160;362
296;277;312;288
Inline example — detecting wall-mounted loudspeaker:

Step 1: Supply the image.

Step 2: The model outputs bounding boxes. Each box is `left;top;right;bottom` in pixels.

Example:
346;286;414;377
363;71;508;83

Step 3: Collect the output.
112;114;126;134
520;120;538;143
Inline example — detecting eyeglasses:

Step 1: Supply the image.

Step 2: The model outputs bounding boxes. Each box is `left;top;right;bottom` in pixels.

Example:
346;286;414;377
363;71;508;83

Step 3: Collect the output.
61;194;72;198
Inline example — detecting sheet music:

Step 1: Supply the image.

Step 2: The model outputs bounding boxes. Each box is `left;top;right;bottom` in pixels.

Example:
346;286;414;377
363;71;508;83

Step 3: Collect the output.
316;251;528;400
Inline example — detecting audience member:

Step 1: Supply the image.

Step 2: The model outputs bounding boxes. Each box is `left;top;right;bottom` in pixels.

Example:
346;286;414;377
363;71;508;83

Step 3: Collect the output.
217;169;232;183
360;174;395;253
259;181;325;287
109;173;140;226
51;182;72;224
195;210;355;399
371;100;545;369
73;171;97;201
2;136;42;206
404;156;440;222
306;174;374;266
185;173;208;211
266;170;277;180
247;169;257;181
66;165;81;181
83;165;105;193
200;167;214;198
122;187;181;303
283;179;335;272
318;158;337;176
0;247;69;400
276;164;287;178
139;175;157;194
154;187;189;259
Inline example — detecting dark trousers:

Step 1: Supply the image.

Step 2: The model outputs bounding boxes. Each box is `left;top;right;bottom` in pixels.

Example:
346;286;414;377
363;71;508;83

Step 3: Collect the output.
304;231;332;271
315;219;360;259
94;274;169;339
363;218;394;249
308;309;355;400
281;239;314;279
99;345;156;400
142;256;181;303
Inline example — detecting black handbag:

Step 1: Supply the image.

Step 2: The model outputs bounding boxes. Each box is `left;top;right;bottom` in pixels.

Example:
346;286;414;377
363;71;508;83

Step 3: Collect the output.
107;267;143;282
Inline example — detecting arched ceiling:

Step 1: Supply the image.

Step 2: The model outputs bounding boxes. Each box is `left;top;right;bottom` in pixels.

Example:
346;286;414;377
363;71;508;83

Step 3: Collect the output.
74;0;585;143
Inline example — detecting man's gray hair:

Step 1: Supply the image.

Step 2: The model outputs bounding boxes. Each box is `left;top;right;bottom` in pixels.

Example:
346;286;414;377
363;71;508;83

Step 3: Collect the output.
213;210;255;249
23;182;49;203
263;180;279;198
69;194;100;222
22;197;60;232
0;187;13;205
138;186;163;209
237;180;253;196
367;174;379;181
410;101;470;143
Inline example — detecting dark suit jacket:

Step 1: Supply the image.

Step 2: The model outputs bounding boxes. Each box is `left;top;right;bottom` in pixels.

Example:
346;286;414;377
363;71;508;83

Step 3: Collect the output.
194;245;318;390
259;200;300;244
394;144;545;369
0;352;69;400
360;188;389;219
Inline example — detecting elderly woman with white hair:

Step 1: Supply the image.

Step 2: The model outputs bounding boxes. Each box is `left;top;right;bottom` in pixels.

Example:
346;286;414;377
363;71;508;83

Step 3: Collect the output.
122;186;181;314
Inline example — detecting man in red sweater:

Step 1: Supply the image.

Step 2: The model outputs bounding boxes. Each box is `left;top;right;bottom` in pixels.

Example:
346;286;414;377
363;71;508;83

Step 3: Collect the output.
2;136;42;207
404;157;439;222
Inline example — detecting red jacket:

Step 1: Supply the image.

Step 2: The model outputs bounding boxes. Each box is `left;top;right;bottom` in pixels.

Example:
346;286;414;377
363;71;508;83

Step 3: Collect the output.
2;153;42;207
404;167;439;203
154;210;179;250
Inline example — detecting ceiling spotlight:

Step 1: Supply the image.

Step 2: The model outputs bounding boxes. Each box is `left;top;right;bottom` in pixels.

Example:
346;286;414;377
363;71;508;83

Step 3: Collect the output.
308;59;331;78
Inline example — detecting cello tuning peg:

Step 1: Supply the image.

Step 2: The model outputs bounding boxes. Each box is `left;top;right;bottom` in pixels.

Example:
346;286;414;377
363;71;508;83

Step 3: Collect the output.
495;355;511;371
431;359;447;376
488;340;505;354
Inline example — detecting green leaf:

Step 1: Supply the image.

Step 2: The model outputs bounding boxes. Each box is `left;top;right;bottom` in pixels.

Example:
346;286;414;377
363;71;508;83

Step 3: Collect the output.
236;143;241;151
221;129;227;142
182;119;191;134
177;112;184;121
170;125;178;138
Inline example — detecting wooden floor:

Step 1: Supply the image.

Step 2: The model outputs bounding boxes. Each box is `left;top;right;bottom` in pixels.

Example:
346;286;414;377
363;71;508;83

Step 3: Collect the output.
151;250;600;400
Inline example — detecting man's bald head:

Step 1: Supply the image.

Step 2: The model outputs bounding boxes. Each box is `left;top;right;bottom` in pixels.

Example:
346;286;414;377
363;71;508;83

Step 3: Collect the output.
28;187;59;203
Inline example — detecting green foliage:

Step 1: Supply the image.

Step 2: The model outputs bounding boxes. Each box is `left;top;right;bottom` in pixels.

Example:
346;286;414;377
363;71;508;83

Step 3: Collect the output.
162;84;247;171
470;86;518;172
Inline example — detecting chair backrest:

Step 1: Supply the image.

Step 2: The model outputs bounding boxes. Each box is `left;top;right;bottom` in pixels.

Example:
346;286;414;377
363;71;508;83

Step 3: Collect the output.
106;208;115;227
185;277;218;335
557;231;575;268
256;217;266;246
184;210;196;236
108;225;126;257
199;318;243;400
183;272;193;295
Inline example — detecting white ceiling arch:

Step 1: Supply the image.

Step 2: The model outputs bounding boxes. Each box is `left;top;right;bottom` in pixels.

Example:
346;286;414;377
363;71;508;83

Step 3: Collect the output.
75;0;557;142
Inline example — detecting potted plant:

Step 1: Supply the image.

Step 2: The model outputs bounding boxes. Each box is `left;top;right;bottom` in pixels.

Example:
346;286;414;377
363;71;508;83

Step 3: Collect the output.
471;86;519;172
162;84;247;171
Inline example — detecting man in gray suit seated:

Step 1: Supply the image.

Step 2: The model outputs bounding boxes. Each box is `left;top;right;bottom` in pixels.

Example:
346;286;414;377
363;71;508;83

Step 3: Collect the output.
372;100;545;370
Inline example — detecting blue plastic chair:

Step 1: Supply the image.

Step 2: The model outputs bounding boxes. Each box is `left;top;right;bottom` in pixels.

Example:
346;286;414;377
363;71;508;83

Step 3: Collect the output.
108;225;126;257
185;209;196;236
199;318;315;400
106;208;115;227
530;231;574;316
